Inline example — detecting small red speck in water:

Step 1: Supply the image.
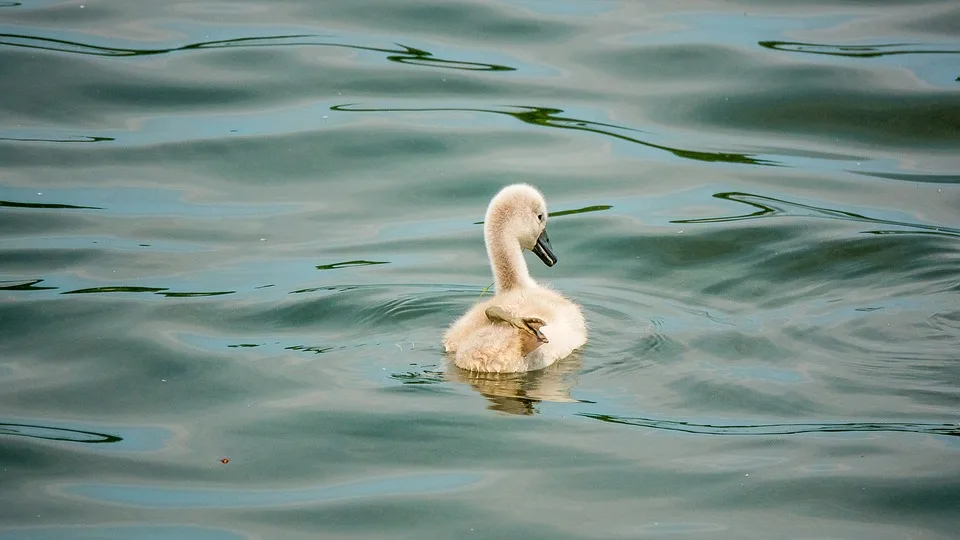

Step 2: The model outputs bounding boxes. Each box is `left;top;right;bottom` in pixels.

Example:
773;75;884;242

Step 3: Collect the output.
220;458;230;464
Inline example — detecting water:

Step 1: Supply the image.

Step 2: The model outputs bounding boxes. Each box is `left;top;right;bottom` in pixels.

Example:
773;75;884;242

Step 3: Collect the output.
1;0;959;538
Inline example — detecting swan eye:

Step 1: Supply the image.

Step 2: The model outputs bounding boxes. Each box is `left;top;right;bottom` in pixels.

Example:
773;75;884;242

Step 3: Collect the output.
537;213;543;221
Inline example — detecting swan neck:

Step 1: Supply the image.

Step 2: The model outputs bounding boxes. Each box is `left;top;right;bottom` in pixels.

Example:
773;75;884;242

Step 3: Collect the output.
486;224;534;292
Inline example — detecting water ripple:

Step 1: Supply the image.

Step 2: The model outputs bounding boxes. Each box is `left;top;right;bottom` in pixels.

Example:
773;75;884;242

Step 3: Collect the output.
316;260;390;271
0;422;121;443
332;104;777;166
61;286;235;297
0;199;101;210
0;279;57;291
672;191;960;237
579;414;960;437
0;134;114;144
0;32;514;70
760;41;960;58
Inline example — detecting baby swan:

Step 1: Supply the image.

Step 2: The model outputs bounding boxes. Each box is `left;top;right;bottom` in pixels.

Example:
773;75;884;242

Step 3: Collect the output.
443;184;587;373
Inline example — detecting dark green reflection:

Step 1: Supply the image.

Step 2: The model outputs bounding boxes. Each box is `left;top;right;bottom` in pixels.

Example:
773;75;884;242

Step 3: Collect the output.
0;33;514;71
332;104;774;166
316;260;389;271
549;204;613;218
760;41;960;58
63;286;169;294
474;205;612;224
60;286;236;296
672;191;960;237
159;291;235;297
865;230;960;238
580;413;960;437
290;285;358;294
0;422;122;443
390;370;445;385
0;200;102;209
0;135;114;144
285;345;341;354
384;44;514;71
0;279;57;291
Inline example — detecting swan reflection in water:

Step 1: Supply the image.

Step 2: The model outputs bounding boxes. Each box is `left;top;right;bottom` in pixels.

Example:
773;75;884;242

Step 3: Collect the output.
445;352;583;415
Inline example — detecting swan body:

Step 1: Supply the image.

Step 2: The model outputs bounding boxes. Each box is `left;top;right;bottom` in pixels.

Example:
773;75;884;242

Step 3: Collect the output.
443;184;587;373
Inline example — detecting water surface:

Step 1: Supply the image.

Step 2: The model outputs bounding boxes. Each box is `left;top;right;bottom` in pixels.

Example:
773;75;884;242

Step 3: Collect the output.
1;0;959;538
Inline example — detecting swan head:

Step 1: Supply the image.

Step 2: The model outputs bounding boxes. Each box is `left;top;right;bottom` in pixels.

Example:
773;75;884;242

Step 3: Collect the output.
485;184;557;267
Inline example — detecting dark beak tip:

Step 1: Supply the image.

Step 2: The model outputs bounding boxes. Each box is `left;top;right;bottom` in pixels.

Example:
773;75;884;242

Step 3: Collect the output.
533;230;557;267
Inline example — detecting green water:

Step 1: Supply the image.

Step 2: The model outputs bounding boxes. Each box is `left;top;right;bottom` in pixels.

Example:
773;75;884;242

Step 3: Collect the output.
2;1;959;538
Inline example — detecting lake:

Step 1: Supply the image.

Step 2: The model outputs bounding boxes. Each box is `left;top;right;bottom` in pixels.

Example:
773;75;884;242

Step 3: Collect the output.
1;0;959;538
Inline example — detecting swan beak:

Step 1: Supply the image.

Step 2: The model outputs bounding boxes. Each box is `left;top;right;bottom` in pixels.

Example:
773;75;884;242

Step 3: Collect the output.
533;229;557;267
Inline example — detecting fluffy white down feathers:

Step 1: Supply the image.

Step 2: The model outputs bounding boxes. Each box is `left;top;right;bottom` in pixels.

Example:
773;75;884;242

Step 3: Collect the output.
443;184;587;372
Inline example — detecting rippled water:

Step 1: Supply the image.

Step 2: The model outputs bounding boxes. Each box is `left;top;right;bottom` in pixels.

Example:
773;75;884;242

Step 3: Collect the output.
2;0;959;538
